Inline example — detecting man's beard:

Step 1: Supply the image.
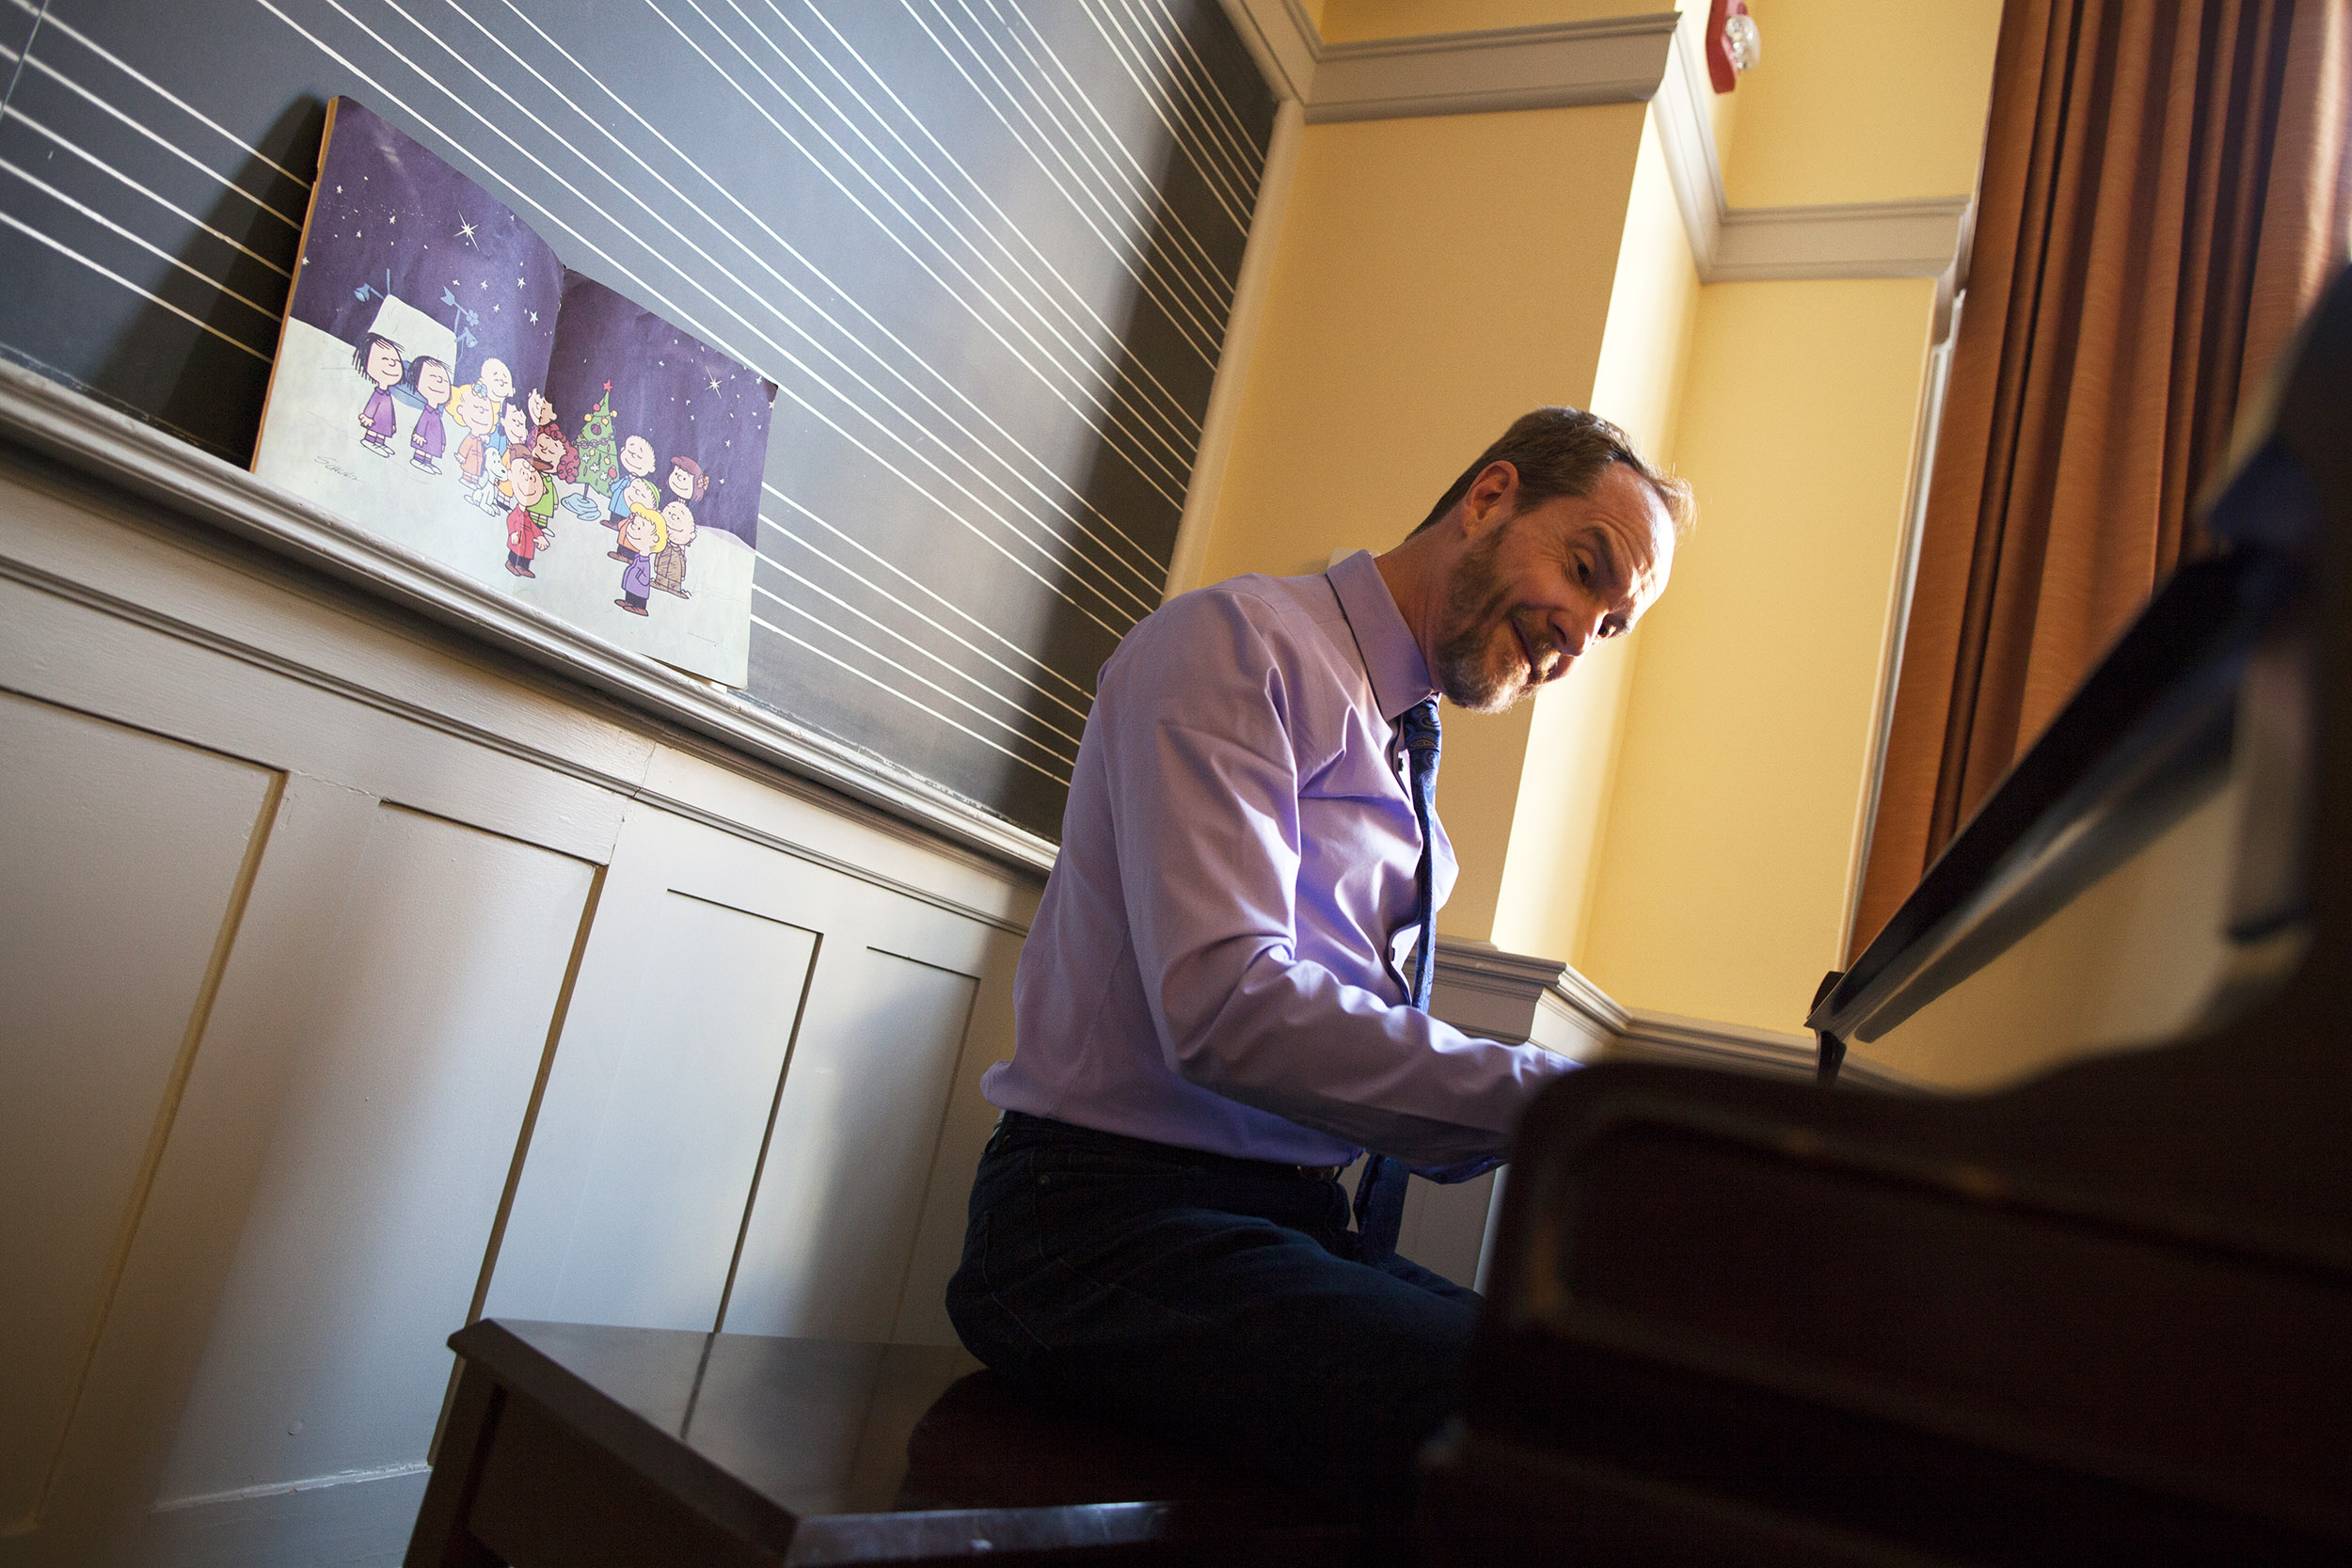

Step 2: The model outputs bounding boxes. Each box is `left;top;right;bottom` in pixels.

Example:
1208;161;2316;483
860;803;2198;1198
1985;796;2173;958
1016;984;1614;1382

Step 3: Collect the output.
1433;523;1548;712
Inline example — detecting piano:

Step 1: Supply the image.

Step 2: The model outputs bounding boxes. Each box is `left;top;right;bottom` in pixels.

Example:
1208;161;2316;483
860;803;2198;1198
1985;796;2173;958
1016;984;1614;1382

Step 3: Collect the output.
1419;266;2352;1564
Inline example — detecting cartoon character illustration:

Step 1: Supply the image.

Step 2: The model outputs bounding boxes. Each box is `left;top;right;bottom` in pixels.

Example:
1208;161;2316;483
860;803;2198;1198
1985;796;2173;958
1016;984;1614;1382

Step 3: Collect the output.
529;422;580;486
525;387;557;434
355;333;405;456
489;401;529;471
405;356;453;473
612;502;667;617
502;456;550;578
477;402;531;512
450;383;497;498
665;454;709;507
607;475;659;535
607;435;657;528
514;436;562;536
472;357;516;425
653;499;696;599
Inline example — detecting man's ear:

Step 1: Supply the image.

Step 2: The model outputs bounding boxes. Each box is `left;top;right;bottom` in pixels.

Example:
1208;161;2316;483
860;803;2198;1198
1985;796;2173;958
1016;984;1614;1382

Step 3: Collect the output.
1460;461;1519;536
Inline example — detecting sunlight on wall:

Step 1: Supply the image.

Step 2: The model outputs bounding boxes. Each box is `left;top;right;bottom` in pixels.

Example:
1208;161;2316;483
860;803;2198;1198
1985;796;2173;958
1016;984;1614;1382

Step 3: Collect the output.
1722;0;2003;207
1578;277;1935;1030
1189;2;2005;1023
1491;108;1701;966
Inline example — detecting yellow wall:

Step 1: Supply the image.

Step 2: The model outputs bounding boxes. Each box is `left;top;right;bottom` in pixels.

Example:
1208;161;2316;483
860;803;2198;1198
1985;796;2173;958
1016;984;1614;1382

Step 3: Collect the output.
1577;277;1934;1028
1203;102;1649;942
1491;108;1701;964
1724;0;2003;207
1549;0;2003;1028
1191;1;2004;1029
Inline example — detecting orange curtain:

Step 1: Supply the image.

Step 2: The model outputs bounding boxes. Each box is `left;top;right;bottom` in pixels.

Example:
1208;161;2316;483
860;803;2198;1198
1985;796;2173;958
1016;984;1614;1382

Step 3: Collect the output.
1851;0;2352;957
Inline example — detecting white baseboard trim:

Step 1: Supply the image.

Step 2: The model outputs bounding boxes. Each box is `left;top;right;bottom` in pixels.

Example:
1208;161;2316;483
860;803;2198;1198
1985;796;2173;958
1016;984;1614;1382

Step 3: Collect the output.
139;1465;429;1568
1609;1006;1820;1077
151;1461;430;1514
1218;0;1972;296
1434;938;1918;1092
1618;1009;1924;1093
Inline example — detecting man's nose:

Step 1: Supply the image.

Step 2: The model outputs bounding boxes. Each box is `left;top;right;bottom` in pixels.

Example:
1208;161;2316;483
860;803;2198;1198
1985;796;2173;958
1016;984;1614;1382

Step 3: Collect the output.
1550;602;1609;658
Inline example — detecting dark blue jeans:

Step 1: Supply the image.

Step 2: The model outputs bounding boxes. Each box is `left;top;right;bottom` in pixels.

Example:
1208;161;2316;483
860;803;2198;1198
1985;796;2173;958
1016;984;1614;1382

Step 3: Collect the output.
945;1111;1482;1510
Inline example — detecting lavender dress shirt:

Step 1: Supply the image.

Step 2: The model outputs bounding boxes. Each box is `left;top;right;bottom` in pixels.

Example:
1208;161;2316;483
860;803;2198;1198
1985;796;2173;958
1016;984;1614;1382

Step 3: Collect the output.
982;549;1576;1171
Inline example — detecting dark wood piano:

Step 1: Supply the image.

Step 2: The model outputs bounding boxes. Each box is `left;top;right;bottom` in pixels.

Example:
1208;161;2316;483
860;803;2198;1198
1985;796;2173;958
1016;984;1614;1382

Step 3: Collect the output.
1420;268;2352;1565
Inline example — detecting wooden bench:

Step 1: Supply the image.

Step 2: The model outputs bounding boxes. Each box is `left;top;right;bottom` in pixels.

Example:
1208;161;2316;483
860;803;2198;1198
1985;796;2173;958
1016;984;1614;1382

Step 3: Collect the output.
405;1319;1372;1566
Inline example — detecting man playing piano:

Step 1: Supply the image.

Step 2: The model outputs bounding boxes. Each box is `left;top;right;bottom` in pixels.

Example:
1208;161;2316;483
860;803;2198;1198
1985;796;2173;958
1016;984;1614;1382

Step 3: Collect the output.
946;407;1691;1507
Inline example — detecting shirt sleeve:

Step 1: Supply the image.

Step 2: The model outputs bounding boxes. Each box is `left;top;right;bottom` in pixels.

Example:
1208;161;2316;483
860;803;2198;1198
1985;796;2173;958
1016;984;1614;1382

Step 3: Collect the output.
1101;592;1575;1168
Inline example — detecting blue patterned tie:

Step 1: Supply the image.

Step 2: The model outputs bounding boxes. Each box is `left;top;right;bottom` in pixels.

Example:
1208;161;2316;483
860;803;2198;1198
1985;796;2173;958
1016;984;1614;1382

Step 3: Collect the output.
1354;697;1440;1264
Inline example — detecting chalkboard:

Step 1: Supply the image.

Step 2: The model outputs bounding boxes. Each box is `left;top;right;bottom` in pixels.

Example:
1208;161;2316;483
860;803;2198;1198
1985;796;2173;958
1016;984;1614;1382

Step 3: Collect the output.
0;0;1276;841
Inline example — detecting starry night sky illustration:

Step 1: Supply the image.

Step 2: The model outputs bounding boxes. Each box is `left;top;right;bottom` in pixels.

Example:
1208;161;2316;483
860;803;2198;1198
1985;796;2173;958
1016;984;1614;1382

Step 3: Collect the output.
288;100;774;546
288;100;562;393
546;276;774;546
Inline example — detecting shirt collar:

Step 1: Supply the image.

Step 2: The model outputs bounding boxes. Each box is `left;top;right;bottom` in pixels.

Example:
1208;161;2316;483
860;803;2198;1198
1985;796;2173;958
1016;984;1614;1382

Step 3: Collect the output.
1327;549;1437;721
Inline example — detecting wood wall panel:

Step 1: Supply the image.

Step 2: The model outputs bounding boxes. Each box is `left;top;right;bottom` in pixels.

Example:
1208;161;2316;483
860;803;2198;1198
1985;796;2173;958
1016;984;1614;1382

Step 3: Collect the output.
723;946;984;1342
153;803;596;1501
0;693;278;1535
888;932;1023;1346
557;886;819;1329
0;450;1041;1567
484;866;820;1334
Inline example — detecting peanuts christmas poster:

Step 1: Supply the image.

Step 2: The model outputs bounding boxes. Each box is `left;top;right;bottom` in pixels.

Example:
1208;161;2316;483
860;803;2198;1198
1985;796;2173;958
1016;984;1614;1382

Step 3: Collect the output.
252;98;774;687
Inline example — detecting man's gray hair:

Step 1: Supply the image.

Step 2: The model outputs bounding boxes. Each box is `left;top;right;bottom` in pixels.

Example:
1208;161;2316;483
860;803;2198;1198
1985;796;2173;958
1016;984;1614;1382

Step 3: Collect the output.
1407;407;1694;539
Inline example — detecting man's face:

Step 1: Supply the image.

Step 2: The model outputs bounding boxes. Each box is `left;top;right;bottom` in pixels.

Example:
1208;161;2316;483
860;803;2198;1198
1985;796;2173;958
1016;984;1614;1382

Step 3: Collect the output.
1432;463;1675;713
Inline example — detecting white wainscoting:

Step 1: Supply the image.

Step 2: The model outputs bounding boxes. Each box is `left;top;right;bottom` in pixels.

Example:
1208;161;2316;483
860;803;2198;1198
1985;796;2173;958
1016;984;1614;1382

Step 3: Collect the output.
1;398;1891;1568
0;440;1035;1568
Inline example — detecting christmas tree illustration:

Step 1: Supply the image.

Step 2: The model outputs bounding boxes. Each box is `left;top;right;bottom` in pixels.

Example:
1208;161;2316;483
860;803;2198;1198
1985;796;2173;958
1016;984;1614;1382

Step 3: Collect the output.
577;382;619;490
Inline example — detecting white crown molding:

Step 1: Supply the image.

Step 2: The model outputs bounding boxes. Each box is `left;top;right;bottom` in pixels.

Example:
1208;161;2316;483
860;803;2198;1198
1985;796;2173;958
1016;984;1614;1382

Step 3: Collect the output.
1306;11;1680;124
0;361;1060;877
1711;196;1975;281
1223;0;1678;121
1216;0;1972;296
